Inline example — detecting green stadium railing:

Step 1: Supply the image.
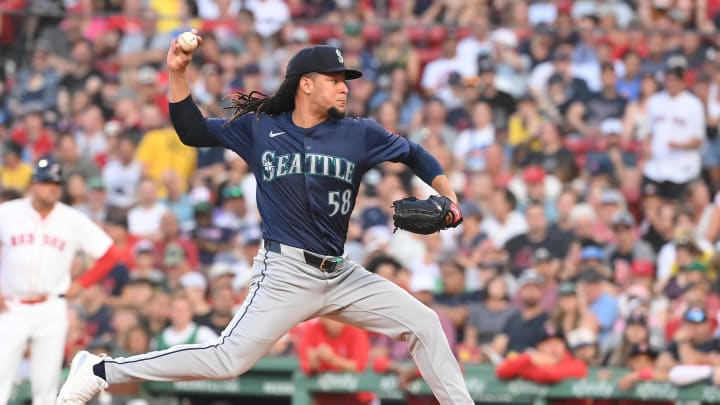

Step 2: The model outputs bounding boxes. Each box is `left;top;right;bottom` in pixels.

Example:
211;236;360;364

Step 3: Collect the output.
10;358;720;404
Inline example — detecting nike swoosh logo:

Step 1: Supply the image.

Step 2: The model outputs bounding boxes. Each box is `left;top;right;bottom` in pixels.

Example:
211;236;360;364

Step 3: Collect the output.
269;131;285;138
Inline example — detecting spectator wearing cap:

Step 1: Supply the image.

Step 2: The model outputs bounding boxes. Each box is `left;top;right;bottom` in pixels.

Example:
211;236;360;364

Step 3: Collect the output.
627;259;655;292
129;240;165;284
496;322;587;384
505;203;565;277
190;201;234;266
491;269;550;356
474;56;517;133
214;184;256;233
10;102;55;163
509;165;562;222
195;285;236;336
594;188;627;244
617;343;668;392
102;133;142;211
550;281;599;339
0;141;32;191
128;178;168;241
568;62;628;136
153;293;218;351
657;231;714;295
85;177;108;224
482;188;528;248
642;56;705;201
567;328;601;367
179;270;211;317
579;245;610;276
665;272;720;335
586;118;638;186
461;276;514;363
452;101;495;173
657;307;720;372
578;267;618;347
605;211;656;281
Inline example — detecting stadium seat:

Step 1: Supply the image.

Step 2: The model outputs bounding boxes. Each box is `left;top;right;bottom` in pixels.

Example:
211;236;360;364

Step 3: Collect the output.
363;25;383;45
417;47;444;66
302;24;338;44
456;27;471;39
427;26;446;47
406;26;428;45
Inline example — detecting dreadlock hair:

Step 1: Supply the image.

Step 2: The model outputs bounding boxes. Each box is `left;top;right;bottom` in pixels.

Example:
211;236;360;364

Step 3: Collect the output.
224;75;301;125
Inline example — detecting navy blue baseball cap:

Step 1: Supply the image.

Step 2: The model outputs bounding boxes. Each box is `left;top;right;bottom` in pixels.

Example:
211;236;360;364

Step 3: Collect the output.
285;45;362;80
31;158;63;184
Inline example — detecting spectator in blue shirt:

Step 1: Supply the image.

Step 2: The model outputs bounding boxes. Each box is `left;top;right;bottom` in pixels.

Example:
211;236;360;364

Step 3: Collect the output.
578;267;618;349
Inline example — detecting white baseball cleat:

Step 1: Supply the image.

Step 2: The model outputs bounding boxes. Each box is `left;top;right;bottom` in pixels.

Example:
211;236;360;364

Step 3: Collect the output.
56;350;109;405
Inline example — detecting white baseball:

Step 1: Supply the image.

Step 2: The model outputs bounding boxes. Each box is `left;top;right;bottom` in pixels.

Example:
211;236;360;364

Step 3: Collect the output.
178;31;198;53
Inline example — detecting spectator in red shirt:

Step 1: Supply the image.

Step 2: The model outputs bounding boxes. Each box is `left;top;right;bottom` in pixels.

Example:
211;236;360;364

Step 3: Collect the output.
296;318;373;405
496;322;587;384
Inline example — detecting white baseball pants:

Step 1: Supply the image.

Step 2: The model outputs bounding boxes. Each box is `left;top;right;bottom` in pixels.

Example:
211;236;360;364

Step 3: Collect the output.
0;298;68;405
104;248;473;405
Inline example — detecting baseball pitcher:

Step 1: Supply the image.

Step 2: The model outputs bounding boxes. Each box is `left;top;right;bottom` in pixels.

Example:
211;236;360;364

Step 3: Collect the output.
57;33;472;405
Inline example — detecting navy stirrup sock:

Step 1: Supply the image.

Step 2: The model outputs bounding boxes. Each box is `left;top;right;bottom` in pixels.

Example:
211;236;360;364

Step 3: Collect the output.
93;362;107;381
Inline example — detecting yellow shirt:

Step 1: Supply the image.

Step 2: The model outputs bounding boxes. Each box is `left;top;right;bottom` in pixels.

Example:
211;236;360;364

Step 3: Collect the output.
508;114;544;151
149;0;182;33
135;127;197;196
670;250;716;280
1;163;32;192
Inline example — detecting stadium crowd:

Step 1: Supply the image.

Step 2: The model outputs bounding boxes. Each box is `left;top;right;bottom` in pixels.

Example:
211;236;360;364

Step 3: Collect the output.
6;0;720;403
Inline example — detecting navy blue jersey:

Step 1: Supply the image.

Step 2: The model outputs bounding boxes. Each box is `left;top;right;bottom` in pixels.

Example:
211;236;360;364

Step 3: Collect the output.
203;112;441;256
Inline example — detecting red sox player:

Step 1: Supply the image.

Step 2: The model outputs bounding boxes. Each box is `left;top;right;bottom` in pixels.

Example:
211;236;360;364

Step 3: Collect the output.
0;159;121;405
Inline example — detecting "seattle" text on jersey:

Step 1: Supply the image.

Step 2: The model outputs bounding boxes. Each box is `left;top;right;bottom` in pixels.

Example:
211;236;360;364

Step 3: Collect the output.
261;150;356;184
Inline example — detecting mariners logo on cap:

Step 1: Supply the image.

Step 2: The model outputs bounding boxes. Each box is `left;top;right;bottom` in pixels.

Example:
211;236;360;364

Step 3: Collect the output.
336;49;343;64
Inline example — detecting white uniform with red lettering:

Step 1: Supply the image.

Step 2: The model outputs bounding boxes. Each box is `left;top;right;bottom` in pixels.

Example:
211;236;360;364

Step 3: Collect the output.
0;198;112;405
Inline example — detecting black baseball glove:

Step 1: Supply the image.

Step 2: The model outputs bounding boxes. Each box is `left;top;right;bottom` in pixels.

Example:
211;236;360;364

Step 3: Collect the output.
392;195;463;234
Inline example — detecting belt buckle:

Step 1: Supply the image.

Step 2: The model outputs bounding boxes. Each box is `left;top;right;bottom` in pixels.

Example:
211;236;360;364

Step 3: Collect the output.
319;257;342;272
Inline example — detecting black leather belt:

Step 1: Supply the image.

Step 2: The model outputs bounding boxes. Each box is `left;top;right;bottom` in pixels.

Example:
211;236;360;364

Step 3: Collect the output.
264;240;344;272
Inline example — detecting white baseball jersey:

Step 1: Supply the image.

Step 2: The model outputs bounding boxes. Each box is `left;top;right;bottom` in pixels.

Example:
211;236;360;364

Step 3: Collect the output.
644;90;706;183
0;198;112;297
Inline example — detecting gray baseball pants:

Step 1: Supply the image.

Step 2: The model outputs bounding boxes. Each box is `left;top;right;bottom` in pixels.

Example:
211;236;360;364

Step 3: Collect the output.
104;245;473;405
